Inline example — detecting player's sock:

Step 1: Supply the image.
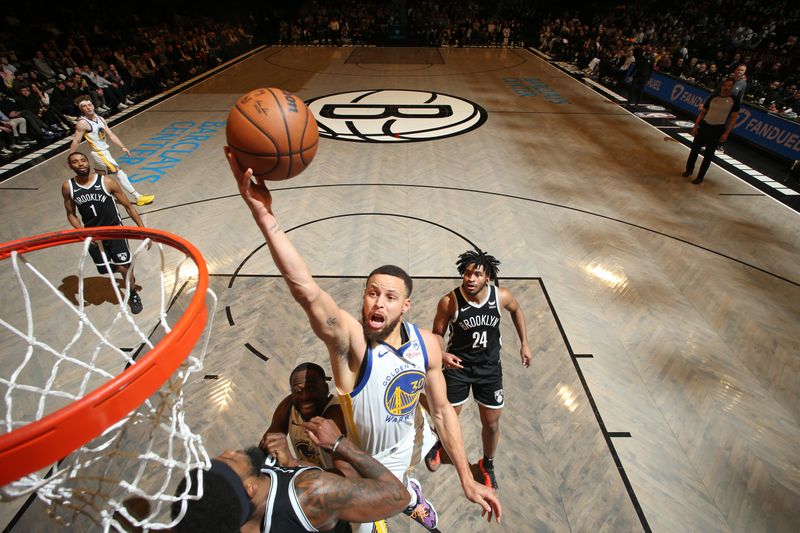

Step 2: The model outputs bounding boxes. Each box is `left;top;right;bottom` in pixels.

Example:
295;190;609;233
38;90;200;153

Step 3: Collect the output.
115;169;140;199
478;456;498;490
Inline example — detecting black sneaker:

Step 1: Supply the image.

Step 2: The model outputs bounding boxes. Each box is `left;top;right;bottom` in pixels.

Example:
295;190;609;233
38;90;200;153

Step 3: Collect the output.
691;176;704;185
478;458;498;490
128;290;143;314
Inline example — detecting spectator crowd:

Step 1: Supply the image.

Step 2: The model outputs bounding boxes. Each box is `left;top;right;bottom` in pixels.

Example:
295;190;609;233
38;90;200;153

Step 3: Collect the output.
537;0;800;120
1;7;253;162
3;0;798;164
273;0;531;48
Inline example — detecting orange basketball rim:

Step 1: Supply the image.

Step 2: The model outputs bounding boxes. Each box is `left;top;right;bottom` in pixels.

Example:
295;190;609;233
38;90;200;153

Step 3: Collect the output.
0;226;209;487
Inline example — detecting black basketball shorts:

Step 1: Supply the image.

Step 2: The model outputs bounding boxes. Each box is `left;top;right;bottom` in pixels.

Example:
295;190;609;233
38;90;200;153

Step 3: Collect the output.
89;238;132;274
443;361;504;409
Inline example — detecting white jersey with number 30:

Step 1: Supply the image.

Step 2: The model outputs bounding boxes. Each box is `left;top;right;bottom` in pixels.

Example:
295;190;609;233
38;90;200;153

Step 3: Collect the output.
339;322;429;457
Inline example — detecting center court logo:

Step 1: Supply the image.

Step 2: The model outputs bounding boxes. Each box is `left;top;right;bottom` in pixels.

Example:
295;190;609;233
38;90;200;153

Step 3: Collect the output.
305;89;487;143
384;370;426;417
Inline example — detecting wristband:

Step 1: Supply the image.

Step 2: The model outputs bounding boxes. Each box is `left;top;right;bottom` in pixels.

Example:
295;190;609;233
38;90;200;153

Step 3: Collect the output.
330;435;344;454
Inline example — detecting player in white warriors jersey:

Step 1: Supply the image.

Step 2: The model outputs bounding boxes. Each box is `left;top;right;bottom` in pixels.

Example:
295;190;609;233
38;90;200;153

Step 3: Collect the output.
69;95;154;207
225;148;501;532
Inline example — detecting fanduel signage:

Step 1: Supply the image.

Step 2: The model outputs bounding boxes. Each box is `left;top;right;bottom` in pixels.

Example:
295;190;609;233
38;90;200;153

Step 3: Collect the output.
644;72;800;160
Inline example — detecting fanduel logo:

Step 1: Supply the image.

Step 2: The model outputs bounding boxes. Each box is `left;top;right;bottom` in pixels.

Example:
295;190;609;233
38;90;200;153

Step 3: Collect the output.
671;84;684;101
735;108;751;129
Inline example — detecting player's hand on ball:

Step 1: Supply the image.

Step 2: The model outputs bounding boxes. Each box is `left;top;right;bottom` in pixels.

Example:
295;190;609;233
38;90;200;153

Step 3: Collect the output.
225;146;273;218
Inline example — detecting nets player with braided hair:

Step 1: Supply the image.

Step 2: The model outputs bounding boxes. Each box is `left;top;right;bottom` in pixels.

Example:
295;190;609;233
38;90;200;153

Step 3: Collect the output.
429;248;532;490
455;249;501;282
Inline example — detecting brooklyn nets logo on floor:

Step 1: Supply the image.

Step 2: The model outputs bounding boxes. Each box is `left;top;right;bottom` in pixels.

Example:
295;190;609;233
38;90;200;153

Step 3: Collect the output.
306;89;487;143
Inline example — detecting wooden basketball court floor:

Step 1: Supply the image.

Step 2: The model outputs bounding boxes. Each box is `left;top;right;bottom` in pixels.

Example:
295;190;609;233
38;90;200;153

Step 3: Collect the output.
1;47;798;532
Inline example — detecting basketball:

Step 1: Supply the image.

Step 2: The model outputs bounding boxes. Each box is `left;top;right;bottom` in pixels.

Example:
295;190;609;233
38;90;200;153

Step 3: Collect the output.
226;88;319;181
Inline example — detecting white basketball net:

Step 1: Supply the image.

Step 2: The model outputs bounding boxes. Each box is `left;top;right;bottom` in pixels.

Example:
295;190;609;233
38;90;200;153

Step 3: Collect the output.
0;235;217;531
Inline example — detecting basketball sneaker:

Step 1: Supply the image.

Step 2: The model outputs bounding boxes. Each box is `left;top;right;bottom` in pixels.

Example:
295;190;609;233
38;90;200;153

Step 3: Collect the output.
478;458;498;490
424;440;442;472
370;519;388;533
136;194;155;206
404;478;438;530
128;290;143;315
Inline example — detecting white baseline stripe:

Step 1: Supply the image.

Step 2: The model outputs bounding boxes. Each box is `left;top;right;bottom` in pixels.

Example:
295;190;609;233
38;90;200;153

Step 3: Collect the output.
583;77;627;101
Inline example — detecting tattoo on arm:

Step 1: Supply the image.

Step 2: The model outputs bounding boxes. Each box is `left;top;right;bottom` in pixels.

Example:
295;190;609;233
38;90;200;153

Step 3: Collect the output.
267;221;280;234
326;316;337;327
335;439;392;480
295;449;407;527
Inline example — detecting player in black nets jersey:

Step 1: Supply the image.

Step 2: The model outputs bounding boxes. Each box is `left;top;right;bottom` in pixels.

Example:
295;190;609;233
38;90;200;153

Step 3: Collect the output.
172;417;409;532
61;152;147;314
429;249;531;490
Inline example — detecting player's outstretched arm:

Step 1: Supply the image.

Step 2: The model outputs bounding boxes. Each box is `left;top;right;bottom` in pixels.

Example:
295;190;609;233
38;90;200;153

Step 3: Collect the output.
297;417;408;530
421;330;502;523
105;124;131;157
225;148;360;363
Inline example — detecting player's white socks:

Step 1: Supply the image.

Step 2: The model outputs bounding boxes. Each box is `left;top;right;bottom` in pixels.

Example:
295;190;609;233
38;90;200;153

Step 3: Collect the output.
115;169;140;199
404;480;418;510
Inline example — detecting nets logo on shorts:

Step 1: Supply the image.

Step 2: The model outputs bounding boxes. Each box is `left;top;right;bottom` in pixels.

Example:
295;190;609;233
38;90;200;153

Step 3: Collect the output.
384;370;426;417
306;89;487;143
494;389;504;404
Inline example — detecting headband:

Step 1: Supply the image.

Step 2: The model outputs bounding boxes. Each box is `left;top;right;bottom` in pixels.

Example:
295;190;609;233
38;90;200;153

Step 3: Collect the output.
209;459;252;526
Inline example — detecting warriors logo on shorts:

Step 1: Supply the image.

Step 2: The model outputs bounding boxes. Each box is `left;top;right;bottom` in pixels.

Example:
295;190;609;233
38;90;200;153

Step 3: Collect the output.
384;370;426;417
